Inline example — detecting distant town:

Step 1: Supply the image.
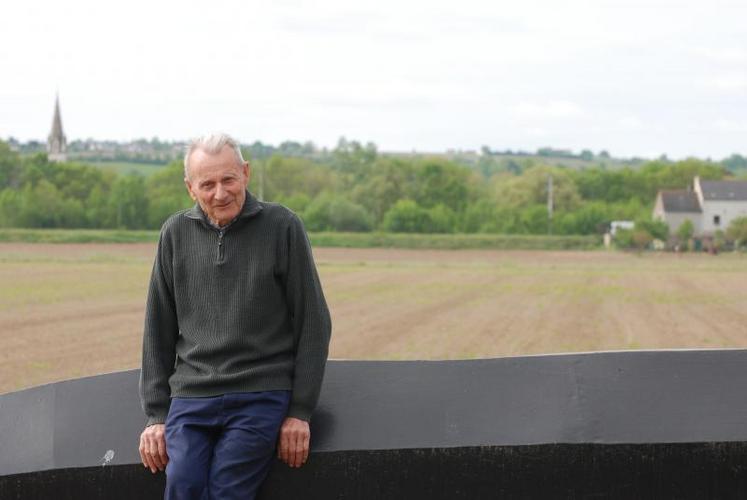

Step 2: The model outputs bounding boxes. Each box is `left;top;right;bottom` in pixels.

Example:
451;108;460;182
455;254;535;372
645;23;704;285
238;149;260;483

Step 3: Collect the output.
5;96;747;172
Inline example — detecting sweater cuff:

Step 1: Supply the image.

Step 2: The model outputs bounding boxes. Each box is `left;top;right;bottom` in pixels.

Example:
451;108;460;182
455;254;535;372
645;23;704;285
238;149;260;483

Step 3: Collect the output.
286;403;312;422
146;415;166;427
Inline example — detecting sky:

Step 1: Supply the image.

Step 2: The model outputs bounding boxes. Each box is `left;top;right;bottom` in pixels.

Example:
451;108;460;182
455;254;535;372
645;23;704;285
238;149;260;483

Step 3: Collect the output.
0;0;745;159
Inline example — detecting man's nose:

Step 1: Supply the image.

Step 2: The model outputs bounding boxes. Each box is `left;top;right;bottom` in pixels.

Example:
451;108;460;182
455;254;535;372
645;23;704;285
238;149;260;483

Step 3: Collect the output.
215;183;228;200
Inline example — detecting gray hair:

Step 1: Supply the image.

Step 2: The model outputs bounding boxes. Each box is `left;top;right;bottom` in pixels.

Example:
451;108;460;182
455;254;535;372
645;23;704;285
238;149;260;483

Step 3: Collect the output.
183;133;245;180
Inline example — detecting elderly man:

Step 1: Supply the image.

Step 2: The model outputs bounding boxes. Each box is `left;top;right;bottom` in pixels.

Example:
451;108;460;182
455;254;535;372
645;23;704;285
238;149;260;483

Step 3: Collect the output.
138;133;331;499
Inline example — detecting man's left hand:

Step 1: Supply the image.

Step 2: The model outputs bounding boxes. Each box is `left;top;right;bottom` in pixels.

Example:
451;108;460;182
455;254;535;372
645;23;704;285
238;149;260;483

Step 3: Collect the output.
277;417;310;468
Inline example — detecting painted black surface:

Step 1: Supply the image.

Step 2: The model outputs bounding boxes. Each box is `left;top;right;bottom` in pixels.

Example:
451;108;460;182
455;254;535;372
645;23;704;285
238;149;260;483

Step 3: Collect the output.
2;350;747;498
2;444;747;500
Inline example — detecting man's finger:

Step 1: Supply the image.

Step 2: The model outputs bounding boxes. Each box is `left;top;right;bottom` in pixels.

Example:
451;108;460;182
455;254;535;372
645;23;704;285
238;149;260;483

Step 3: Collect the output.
281;429;292;465
138;442;148;468
293;432;304;467
146;436;164;470
143;450;157;473
140;435;156;472
302;432;310;465
157;434;169;468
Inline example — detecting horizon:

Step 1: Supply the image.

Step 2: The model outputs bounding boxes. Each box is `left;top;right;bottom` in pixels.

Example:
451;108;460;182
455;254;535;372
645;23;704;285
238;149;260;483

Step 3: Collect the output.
5;130;744;163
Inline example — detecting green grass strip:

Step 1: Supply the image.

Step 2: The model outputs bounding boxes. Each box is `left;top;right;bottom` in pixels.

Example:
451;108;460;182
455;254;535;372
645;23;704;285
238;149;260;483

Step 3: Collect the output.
0;228;602;249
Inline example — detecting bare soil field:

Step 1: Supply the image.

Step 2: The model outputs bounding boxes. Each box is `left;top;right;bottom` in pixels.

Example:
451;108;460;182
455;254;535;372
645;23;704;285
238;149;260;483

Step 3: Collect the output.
1;243;746;394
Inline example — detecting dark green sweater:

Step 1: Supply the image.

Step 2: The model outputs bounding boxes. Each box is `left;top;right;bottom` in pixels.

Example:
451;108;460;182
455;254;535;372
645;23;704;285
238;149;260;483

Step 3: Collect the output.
139;192;331;426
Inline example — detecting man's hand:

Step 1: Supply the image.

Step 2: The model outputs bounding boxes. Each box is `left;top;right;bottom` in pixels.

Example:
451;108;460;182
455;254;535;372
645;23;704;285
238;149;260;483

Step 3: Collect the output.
277;417;310;468
139;424;168;474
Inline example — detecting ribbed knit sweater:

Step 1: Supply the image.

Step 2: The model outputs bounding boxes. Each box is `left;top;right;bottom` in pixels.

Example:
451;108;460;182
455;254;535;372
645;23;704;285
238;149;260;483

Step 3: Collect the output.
139;192;331;426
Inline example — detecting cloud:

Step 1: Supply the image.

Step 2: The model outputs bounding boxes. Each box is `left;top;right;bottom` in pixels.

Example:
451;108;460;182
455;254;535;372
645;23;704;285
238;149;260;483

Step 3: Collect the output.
617;115;644;130
712;119;747;133
511;100;585;120
694;46;747;64
703;74;747;92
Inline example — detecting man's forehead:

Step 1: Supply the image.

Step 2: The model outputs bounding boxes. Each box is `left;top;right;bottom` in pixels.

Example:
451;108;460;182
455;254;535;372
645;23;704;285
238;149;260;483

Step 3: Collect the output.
189;147;244;177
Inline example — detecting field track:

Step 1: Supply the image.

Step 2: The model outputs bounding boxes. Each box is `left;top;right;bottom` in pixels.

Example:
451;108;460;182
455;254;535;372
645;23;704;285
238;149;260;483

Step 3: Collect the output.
1;243;746;394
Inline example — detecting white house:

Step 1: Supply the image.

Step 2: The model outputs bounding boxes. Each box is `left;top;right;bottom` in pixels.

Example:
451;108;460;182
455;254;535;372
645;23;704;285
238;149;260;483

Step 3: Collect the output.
653;176;747;237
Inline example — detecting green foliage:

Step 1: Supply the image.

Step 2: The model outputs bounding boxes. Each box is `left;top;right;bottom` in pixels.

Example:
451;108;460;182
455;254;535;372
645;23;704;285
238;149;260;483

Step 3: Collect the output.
145;161;192;228
726;217;747;248
349;158;417;227
0;137;735;241
632;230;654;249
260;156;336;200
676;219;694;242
0;227;601;250
555;202;611;235
0;189;21;227
635;218;669;241
109;175;148;229
382;200;432;233
613;228;634;248
301;193;372;232
277;193;312;214
0;141;22;189
413;159;473;212
494;165;581;212
461;199;500;233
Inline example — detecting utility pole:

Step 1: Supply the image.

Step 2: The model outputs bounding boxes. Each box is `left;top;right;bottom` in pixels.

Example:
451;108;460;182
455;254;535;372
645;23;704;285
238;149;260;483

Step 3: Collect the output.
547;174;553;235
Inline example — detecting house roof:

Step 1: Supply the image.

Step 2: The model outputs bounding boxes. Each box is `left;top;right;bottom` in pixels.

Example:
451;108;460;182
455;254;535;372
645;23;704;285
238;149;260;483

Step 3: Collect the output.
700;180;747;201
660;190;702;213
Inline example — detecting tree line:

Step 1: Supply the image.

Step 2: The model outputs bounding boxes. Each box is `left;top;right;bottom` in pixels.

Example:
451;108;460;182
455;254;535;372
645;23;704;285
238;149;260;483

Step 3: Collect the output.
0;138;744;241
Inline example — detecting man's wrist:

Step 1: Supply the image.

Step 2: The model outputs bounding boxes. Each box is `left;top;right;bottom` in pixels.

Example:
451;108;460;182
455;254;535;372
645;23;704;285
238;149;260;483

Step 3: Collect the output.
286;404;312;422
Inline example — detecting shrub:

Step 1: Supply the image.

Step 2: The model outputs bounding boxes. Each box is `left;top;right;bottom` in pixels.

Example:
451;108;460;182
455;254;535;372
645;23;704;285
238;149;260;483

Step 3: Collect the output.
382;200;432;233
726;216;747;249
676;219;694;242
302;194;372;232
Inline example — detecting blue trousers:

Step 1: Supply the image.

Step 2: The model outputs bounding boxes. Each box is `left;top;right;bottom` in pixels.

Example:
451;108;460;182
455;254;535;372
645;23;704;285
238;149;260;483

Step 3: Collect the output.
164;391;291;500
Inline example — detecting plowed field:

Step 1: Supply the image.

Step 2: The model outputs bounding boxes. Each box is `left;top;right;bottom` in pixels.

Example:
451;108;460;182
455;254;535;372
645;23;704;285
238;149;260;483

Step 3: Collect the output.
2;243;746;393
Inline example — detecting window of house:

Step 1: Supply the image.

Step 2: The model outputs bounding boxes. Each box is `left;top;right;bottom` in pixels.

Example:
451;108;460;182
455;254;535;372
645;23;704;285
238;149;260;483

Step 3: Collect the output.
714;215;720;226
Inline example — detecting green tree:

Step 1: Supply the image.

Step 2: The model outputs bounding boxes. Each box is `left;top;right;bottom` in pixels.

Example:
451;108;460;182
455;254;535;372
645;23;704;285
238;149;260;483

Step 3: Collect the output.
414;159;474;212
382;199;432;233
726;216;747;248
635;218;669;241
260;156;337;201
109;175;148;228
461;199;499;233
676;219;694;242
350;158;417;227
0;140;22;189
494;165;581;212
302;193;372;232
0;189;21;227
145;161;192;228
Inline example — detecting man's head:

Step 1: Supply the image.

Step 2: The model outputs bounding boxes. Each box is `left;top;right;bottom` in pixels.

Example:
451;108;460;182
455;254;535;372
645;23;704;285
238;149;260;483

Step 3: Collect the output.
184;133;250;227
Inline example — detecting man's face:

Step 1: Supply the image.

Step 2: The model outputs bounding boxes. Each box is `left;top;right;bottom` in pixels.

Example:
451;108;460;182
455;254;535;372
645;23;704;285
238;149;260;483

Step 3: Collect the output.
185;146;250;227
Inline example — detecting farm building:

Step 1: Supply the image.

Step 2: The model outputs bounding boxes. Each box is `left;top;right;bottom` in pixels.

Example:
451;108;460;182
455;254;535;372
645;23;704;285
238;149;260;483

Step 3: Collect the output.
653;176;747;237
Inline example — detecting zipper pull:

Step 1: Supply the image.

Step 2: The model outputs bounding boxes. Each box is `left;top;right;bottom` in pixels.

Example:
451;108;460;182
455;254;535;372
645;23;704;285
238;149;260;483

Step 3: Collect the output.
218;230;225;261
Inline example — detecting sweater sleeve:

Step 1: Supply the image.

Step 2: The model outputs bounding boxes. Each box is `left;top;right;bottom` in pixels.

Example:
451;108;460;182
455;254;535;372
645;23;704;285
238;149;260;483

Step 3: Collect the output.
139;228;179;426
283;214;332;422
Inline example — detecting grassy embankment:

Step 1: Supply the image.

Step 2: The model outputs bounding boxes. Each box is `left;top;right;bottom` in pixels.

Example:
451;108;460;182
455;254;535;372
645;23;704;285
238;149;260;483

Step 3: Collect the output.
0;228;602;250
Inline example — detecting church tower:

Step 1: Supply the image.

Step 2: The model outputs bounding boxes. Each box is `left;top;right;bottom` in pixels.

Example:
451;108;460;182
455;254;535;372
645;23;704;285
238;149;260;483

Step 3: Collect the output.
47;95;67;162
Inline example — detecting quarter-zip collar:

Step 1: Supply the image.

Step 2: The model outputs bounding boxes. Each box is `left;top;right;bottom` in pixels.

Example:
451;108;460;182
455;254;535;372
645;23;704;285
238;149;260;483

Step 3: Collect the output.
184;190;263;230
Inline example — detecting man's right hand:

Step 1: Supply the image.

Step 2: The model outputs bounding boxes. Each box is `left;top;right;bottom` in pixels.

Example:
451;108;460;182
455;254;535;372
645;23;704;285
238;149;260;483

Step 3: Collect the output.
139;424;168;474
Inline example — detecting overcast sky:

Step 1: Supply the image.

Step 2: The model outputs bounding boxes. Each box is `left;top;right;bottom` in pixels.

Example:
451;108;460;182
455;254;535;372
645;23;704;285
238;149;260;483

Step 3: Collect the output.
1;0;745;159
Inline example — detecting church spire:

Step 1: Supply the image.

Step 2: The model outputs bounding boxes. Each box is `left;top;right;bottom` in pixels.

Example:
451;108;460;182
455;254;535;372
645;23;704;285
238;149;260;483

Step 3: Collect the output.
47;94;67;162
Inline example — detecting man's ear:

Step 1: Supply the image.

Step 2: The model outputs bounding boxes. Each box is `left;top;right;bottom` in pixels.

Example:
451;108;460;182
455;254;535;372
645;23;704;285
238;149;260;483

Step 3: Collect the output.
244;161;251;186
184;178;197;201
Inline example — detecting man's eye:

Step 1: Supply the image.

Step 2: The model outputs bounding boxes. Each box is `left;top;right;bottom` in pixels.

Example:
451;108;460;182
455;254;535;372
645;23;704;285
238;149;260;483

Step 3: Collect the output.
201;183;214;189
